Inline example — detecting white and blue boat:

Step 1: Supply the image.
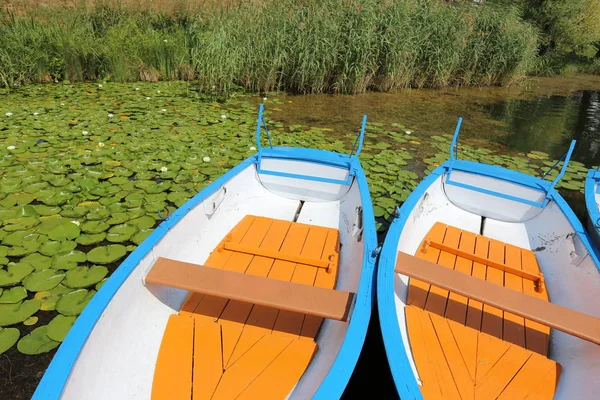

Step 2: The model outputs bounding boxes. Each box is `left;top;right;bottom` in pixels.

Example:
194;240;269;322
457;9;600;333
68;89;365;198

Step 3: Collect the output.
33;104;377;400
585;167;600;250
378;119;600;400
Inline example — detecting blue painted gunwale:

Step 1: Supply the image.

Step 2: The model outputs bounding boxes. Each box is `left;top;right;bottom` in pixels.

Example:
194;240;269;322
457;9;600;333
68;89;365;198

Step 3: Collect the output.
33;142;376;399
377;159;600;400
585;169;600;252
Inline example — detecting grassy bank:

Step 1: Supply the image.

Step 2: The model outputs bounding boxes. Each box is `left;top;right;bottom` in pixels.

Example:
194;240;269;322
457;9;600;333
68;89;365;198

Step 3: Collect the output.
0;0;538;93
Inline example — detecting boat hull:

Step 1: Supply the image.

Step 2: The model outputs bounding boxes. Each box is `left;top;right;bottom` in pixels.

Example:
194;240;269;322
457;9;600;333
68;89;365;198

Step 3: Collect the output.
378;160;600;400
33;147;377;400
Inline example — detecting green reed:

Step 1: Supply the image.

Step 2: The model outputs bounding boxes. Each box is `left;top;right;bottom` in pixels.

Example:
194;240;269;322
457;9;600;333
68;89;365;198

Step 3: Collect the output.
0;0;539;93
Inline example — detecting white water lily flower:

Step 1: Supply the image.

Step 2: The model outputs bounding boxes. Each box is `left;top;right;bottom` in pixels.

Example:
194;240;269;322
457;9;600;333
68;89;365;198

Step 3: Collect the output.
33;112;39;116
163;39;168;43
203;156;211;162
250;146;256;151
108;113;114;118
71;220;80;226
405;130;412;135
98;142;105;148
135;87;140;91
221;114;227;119
160;166;168;172
157;90;161;93
5;112;12;117
146;97;151;100
7;145;16;150
161;109;167;112
262;97;267;101
61;103;65;106
82;130;89;135
98;84;103;88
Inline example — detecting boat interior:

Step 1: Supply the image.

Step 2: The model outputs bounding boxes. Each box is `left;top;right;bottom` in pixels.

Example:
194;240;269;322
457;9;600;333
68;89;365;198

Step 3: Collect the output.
392;167;600;400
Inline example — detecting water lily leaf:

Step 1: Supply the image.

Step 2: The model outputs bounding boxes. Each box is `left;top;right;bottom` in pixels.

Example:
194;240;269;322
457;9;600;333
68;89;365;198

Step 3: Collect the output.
60;205;89;218
0;299;40;326
23;269;66;291
76;232;106;246
106;224;137;243
0;327;20;354
81;220;110;234
36;216;80;241
85;205;111;220
52;250;87;270
32;205;62;216
20;253;52;270
167;191;191;207
131;228;153;245
34;284;72;311
373;206;385;218
129;215;155;230
0;286;27;303
46;314;76;342
87;245;127;264
63;266;108;288
17;326;59;355
106;212;130;225
0;263;34;287
56;289;95;316
38;190;73;206
95;278;107;291
39;240;77;256
23;316;38;326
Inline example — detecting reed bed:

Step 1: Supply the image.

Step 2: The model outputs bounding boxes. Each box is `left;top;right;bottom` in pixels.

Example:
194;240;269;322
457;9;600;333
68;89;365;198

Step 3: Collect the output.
0;0;539;93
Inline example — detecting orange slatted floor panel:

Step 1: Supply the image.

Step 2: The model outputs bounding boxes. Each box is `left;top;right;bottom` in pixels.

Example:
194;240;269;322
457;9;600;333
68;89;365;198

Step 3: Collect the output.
406;222;561;400
151;215;340;400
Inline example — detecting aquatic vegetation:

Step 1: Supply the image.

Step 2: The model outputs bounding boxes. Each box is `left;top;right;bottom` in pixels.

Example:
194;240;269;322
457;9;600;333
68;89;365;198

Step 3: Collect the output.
0;82;594;360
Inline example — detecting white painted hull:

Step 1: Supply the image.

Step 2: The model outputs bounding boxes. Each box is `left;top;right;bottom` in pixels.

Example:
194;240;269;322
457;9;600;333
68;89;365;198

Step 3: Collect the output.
379;161;600;400
35;149;377;400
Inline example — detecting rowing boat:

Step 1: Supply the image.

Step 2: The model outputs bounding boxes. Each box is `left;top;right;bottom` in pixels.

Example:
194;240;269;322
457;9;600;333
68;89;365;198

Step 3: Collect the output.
585;167;600;250
33;104;377;400
377;118;600;400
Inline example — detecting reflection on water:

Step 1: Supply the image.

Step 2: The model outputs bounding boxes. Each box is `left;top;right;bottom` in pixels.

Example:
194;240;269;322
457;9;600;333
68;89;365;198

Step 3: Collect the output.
485;90;600;167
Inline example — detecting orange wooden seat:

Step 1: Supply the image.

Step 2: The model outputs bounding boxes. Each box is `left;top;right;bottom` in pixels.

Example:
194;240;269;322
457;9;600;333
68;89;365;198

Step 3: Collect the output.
401;222;563;400
150;215;341;400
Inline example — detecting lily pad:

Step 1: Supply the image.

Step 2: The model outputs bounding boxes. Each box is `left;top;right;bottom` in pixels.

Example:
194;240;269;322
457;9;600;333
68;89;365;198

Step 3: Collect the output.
34;284;72;311
21;253;52;270
131;228;154;245
0;299;41;326
0;263;34;287
95;278;108;291
23;316;38;326
46;314;76;342
55;289;96;316
63;266;108;288
17;326;60;355
87;245;127;264
76;232;107;246
129;215;156;230
37;216;81;241
23;269;66;291
52;250;87;270
0;327;20;354
106;224;137;243
0;286;27;303
39;240;77;256
81;220;110;234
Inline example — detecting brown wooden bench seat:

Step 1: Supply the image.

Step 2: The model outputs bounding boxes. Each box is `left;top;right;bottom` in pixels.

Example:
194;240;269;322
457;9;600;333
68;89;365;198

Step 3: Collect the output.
395;251;600;345
146;257;354;321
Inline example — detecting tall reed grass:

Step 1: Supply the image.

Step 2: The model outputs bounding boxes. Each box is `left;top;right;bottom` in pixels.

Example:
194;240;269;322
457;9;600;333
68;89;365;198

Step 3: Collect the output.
0;0;539;93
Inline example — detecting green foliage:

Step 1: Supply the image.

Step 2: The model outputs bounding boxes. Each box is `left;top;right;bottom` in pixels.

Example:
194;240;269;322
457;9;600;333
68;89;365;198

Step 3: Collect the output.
0;0;539;92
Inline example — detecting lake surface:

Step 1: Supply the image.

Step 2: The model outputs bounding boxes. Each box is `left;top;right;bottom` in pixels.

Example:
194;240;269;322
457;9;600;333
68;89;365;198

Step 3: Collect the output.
1;74;600;399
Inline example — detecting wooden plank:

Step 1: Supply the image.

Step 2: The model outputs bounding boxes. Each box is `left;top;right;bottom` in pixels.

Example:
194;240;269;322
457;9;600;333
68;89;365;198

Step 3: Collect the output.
424;226;460;317
447;319;478;383
475;344;531;398
476;332;511;383
301;229;340;339
236;338;317;400
409;222;446;308
445;230;475;325
504;244;526;347
220;219;291;367
272;226;328;337
497;352;558;400
430;313;474;400
151;315;194;400
523;362;562;400
428;240;542;282
465;235;488;331
395;252;600;345
146;257;354;322
482;239;506;339
405;306;445;399
192;319;223;399
212;335;293;400
521;249;550;356
226;223;309;367
223;242;330;269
